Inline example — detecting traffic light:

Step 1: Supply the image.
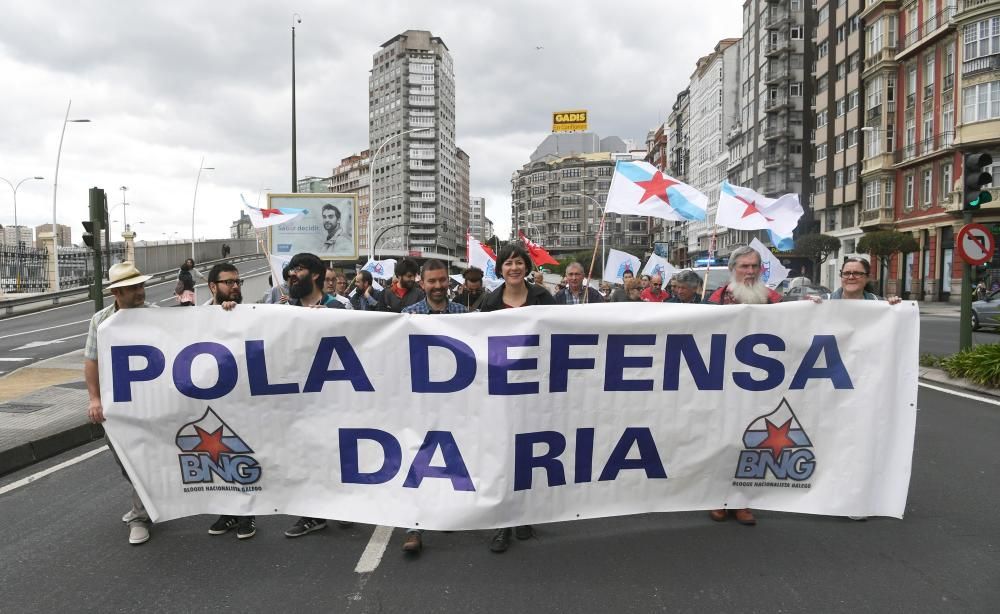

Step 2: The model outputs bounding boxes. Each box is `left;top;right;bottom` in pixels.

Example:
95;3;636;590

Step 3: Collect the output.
964;152;994;210
82;221;96;248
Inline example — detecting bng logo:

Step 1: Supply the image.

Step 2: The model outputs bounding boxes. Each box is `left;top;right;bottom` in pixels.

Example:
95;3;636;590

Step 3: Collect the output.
616;262;633;279
176;407;261;485
734;398;815;481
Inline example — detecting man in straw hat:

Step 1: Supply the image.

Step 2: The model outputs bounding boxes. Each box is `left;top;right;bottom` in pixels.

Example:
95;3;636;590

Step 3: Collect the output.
84;261;156;545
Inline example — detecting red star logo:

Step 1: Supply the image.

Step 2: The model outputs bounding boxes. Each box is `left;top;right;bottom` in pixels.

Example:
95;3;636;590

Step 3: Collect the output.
733;194;774;222
756;418;797;459
260;208;283;218
192;426;233;463
634;171;679;205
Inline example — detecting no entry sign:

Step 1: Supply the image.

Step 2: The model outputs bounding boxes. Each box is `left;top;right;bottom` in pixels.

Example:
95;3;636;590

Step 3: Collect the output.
957;223;995;266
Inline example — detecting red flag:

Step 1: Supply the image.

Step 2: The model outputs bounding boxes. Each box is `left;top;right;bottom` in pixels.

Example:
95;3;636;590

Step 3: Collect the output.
518;231;559;266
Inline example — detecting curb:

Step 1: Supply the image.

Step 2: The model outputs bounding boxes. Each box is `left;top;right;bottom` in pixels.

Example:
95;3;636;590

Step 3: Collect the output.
0;422;105;477
919;366;1000;399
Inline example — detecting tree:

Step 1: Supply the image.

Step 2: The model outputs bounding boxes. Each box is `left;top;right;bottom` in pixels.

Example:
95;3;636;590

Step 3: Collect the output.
793;233;843;278
857;230;919;295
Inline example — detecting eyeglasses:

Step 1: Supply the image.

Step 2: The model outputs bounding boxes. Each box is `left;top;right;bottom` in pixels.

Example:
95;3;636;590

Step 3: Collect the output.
840;271;867;278
216;279;243;287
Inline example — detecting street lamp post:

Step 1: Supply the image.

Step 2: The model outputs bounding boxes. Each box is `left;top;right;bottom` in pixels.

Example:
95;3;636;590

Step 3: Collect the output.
191;157;215;260
291;13;301;193
367;126;434;261
51;99;90;291
568;192;608;277
119;186;128;232
1;175;44;292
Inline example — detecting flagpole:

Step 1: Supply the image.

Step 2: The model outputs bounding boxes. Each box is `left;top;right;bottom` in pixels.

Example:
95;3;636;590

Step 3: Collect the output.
584;210;608;304
256;230;286;299
701;225;716;302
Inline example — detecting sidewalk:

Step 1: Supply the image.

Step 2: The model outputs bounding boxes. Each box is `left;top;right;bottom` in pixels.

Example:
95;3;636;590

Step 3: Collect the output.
0;347;996;477
0;350;103;476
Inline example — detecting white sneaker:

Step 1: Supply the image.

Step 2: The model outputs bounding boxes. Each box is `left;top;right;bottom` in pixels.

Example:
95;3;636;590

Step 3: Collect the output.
121;510;140;523
128;523;150;545
848;516;868;521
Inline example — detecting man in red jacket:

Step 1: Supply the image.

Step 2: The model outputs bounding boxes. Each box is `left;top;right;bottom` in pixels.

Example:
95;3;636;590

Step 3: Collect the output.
639;273;671;302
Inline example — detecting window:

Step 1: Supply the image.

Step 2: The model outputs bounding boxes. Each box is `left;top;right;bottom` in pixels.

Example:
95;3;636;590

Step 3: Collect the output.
560;209;581;219
905;117;916;148
561;223;580;232
864;180;881;211
924;53;935;99
867;75;883;109
817;110;828;127
964;17;1000;61
562;168;582;178
791;143;803;154
816;143;828;160
906;66;917;107
942;163;953;198
867;19;884;57
835;169;845;188
904;174;915;211
836;135;846;153
922;169;933;206
816;177;827;193
923;108;934;142
790;82;802;97
837;26;845;44
818;41;829;58
819;5;829;24
847;128;858;148
847;164;858;183
836;98;847;117
848;52;860;72
848;89;859;111
791;26;803;40
942;100;954;132
962;81;1000;123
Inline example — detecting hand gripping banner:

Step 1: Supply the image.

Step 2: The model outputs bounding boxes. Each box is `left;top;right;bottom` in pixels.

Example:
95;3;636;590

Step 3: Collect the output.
99;302;919;527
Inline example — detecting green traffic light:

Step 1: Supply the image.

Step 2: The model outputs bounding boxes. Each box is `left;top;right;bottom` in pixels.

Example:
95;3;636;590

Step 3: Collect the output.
970;191;993;209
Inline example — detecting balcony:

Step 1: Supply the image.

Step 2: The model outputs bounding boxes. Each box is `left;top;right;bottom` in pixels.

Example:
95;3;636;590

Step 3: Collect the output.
764;152;790;168
411;192;436;202
764;95;790;112
763;123;792;140
963;54;1000;77
409;226;436;235
764;39;790;57
898;7;956;58
862;153;895;175
409;161;435;172
894;132;955;164
410;130;435;139
764;66;790;84
858;206;894;229
410;213;436;224
863;46;898;76
765;9;791;29
866;104;882;122
410;237;435;246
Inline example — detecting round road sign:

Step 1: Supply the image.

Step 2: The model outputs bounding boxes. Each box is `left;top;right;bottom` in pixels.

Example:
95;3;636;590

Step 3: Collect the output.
956;223;995;266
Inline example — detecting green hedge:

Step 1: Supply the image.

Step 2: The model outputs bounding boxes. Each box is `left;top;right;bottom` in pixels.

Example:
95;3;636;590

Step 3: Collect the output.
941;344;1000;387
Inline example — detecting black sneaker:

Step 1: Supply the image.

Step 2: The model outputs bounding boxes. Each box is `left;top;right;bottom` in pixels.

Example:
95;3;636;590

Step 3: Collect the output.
490;527;512;553
208;515;239;535
236;516;257;539
514;524;533;540
284;517;327;538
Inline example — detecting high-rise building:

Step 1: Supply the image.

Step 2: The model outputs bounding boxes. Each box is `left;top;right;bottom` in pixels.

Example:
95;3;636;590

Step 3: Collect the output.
331;150;370;250
369;30;459;257
665;89;692;264
456;147;470;257
33;223;72;248
2;225;32;247
685;39;741;263
511;132;647;257
470;196;486;242
297;176;333;193
813;0;865;289
230;211;254;239
484;216;495;242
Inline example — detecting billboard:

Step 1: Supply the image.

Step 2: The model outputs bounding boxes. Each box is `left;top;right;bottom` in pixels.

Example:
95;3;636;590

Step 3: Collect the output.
552;110;588;133
267;193;358;260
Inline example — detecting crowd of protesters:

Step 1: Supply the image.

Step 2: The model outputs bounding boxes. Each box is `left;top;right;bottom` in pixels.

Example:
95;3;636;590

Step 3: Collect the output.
88;242;898;549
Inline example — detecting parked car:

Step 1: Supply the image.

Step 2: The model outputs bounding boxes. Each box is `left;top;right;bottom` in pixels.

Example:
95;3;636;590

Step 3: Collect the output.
971;290;1000;330
782;284;830;302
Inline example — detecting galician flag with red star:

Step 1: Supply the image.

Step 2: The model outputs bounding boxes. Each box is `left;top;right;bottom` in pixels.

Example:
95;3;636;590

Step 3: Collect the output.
605;161;707;221
716;181;803;250
241;194;308;229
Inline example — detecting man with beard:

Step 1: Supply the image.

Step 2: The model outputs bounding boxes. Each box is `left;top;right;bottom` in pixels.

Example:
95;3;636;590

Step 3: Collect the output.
203;263;257;539
320;204;348;253
351;270;381;310
378;257;424;312
704;245;781;528
453;266;487;311
399;259;467;554
705;246;782;306
84;262;157;545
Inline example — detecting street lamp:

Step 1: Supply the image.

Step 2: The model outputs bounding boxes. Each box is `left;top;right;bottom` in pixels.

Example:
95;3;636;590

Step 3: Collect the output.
191;157;214;260
256;185;273;207
51;99;90;291
567;192;608;276
291;13;301;193
369;194;403;259
367;126;434;260
119;186;129;232
0;175;44;292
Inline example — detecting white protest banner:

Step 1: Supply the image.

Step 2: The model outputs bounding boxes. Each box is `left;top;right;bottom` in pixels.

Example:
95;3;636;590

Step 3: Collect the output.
267;253;293;290
361;258;397;281
100;302;918;528
750;237;791;289
603;249;641;284
641;254;678;284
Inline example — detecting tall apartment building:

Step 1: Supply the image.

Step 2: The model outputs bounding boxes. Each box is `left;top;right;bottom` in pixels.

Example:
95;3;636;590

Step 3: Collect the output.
666;89;692;263
1;225;32;247
726;0;815;252
297;176;333;193
685;39;741;263
369;30;460;258
33;223;72;248
510;132;648;257
456;147;470;258
330;151;370;251
469;196;486;242
813;0;865;289
484;216;495;241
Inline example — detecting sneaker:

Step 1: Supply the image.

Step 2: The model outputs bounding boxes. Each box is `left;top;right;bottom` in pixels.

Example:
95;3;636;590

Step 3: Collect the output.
128;523;150;545
490;527;512;553
121;509;141;523
402;532;422;553
208;515;239;535
284;517;327;538
236;516;257;539
337;520;354;528
848;516;868;521
514;524;533;540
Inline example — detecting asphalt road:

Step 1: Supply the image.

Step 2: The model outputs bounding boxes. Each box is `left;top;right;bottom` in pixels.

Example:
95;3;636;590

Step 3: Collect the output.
0;384;996;613
919;314;998;355
0;257;272;375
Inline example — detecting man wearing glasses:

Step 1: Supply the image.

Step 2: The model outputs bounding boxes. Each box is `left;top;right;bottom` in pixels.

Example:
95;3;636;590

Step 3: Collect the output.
323;269;353;309
203;263;257;539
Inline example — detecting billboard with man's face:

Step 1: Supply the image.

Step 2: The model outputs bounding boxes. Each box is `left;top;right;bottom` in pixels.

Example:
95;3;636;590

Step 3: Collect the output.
267;193;358;260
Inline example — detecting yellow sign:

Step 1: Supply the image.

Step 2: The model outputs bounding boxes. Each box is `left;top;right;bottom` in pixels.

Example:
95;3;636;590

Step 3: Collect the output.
552;110;588;133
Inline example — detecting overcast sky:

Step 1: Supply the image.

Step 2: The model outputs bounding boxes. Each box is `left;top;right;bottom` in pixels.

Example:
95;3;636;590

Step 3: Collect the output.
0;0;743;246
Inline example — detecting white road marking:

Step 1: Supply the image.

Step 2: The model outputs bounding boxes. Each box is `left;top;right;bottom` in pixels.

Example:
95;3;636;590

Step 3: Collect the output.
0;447;107;496
0;319;91;341
354;525;394;574
10;332;88;351
919;381;1000;406
0;357;31;362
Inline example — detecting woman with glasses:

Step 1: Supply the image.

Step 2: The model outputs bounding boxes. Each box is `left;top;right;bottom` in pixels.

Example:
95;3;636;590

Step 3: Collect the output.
826;257;901;304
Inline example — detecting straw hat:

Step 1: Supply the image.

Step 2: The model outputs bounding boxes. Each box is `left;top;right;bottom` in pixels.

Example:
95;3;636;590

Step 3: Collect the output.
107;261;153;289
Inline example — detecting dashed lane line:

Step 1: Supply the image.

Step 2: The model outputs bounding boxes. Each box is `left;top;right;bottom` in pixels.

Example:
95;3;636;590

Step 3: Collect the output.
919;381;1000;406
0;447;107;496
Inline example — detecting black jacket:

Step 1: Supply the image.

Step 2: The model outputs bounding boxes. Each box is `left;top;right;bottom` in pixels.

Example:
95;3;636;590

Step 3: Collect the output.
378;284;425;313
479;282;555;312
453;290;487;311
